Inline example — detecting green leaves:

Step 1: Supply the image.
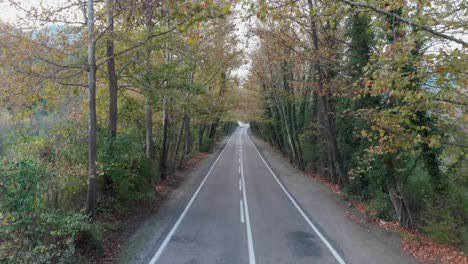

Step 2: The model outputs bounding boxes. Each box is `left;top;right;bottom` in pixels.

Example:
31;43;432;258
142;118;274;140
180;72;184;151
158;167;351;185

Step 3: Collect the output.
0;159;90;263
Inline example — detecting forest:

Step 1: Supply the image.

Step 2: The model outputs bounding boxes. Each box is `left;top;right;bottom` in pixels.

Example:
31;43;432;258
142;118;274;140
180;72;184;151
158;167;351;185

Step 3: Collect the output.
0;0;466;263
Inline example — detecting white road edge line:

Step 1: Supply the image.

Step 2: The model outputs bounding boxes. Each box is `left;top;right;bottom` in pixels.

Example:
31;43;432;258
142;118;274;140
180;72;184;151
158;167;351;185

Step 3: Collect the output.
246;135;346;264
149;133;235;264
240;200;245;223
240;137;256;264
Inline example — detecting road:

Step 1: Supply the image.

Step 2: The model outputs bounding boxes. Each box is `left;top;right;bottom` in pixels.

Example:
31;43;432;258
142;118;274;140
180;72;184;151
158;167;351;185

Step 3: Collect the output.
148;127;345;264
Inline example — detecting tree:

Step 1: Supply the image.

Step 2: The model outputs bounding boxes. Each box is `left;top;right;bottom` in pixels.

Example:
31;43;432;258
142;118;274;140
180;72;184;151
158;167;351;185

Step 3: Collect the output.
106;0;118;138
85;0;98;217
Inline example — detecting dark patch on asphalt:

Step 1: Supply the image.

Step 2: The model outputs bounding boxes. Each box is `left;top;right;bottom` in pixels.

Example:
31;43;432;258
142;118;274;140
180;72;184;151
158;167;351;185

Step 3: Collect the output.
215;256;226;263
286;230;322;257
172;235;195;244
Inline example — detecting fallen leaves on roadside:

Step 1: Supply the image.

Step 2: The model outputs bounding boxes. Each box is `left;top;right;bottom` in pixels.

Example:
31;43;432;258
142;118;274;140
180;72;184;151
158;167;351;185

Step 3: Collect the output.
306;170;468;264
345;210;365;226
375;215;467;263
403;235;468;264
378;220;401;231
306;171;341;194
182;152;209;171
155;183;169;192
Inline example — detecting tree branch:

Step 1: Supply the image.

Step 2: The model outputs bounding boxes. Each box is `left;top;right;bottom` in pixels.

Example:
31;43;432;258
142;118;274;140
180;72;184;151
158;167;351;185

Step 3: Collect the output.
339;0;467;46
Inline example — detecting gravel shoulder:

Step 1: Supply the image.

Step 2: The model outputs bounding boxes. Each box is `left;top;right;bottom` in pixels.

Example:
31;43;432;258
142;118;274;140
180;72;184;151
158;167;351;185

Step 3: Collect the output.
248;131;418;264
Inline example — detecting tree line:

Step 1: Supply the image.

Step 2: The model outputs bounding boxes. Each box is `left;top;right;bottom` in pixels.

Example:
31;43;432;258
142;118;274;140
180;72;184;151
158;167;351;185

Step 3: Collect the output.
245;0;467;251
0;0;239;262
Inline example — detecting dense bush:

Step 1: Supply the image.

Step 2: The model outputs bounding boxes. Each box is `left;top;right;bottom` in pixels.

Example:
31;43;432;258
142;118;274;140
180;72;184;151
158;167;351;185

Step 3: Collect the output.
0;160;89;263
98;129;156;206
200;137;215;152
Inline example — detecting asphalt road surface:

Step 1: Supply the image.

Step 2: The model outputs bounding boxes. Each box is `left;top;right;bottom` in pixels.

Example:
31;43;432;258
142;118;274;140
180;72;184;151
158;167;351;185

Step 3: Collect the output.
149;127;347;264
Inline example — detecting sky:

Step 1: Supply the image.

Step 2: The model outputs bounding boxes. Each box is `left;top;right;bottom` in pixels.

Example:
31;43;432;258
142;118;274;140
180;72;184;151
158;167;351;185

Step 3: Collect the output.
230;3;259;84
0;0;62;22
0;0;25;22
0;0;85;27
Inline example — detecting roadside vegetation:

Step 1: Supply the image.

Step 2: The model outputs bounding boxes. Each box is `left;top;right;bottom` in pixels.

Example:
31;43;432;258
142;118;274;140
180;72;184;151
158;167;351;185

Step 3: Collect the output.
0;1;238;262
242;0;467;259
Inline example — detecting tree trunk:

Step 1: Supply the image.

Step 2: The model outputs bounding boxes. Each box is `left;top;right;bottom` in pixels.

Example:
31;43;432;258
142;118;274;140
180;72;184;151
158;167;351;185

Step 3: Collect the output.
185;115;192;153
385;156;413;228
264;84;285;153
208;117;219;139
307;0;348;188
159;96;169;180
174;115;185;159
321;94;349;188
310;91;320;172
298;88;309;133
270;86;295;163
178;114;190;169
106;0;118;138
103;0;118;198
145;97;154;160
327;144;337;182
198;123;205;152
291;99;304;170
85;0;98;218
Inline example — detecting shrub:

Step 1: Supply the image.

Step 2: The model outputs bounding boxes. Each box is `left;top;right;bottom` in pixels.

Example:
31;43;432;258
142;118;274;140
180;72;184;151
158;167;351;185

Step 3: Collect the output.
368;191;396;221
98;130;155;206
422;205;459;245
0;159;89;263
201;137;215;152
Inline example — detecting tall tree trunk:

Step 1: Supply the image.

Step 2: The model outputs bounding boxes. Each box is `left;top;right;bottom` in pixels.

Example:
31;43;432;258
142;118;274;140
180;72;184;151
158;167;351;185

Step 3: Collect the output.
85;0;98;218
310;90;320;172
263;84;285;153
283;58;305;170
178;114;190;169
185;115;192;153
321;94;349;188
291;97;304;170
174;115;185;160
184;73;193;154
145;97;154;160
269;85;295;163
298;88;309;133
103;0;118;198
327;144;337;182
307;0;348;188
106;0;118;138
198;123;205;152
208;117;219;139
159;96;169;180
144;37;154;160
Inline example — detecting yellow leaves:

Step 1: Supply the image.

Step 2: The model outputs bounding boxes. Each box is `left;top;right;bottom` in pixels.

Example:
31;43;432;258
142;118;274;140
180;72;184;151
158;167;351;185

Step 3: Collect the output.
223;3;232;15
187;34;200;46
428;136;441;149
